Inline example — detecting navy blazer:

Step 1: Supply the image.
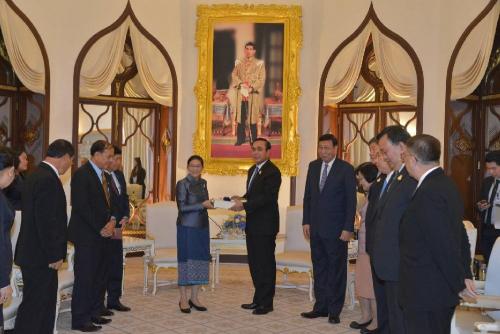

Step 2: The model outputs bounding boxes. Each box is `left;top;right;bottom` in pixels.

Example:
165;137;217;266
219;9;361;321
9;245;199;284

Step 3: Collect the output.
243;160;281;236
0;191;14;288
106;170;130;226
68;162;111;245
15;163;67;267
302;158;357;238
365;174;386;255
4;173;25;211
399;168;472;309
371;167;417;281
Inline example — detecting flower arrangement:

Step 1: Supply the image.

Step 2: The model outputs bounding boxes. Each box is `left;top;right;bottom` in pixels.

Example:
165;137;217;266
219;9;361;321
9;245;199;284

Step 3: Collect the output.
218;213;246;239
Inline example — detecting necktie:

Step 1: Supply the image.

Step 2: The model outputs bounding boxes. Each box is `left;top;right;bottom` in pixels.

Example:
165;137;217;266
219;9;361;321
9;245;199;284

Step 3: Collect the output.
247;166;259;191
486;179;499;224
319;162;328;192
379;172;396;199
101;171;111;207
109;173;120;195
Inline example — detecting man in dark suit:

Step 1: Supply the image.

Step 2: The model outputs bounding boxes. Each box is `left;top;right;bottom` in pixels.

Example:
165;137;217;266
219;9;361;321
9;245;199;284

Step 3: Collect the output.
14;140;74;334
371;125;417;334
400;134;475;334
103;146;130;312
477;150;500;264
230;138;281;315
69;140;116;332
301;134;357;325
363;138;392;334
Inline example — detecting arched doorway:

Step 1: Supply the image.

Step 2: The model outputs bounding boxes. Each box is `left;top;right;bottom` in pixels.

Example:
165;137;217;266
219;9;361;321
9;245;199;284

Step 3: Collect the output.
72;2;178;205
0;0;50;167
444;0;499;221
318;4;423;167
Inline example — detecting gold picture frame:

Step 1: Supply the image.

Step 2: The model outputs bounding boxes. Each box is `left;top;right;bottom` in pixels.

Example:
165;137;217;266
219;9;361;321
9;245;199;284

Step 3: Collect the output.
194;4;302;175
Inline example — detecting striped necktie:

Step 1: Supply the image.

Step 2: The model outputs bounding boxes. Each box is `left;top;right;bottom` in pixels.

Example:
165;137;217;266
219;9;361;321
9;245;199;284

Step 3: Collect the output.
101;171;111;207
319;162;328;192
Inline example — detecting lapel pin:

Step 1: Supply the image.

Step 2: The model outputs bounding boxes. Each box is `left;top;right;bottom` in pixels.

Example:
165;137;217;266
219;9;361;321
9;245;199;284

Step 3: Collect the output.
376;177;382;183
259;170;262;175
397;174;403;181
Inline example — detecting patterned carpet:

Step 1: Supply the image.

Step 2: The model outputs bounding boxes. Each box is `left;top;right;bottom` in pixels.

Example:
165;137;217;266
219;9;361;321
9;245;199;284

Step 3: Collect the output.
56;258;362;333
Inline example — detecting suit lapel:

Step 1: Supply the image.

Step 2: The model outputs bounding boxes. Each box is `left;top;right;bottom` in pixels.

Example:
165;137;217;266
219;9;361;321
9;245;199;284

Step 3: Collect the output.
412;168;443;199
323;158;338;190
375;168;407;212
246;165;256;191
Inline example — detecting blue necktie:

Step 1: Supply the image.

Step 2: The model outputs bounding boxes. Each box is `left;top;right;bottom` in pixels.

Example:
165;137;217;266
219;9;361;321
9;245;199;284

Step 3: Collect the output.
319;163;328;192
247;166;259;190
379;172;396;199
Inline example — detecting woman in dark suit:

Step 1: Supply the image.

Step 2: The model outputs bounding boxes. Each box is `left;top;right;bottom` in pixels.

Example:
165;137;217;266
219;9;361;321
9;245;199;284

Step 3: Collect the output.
0;149;17;331
4;150;29;210
129;157;146;199
176;155;213;313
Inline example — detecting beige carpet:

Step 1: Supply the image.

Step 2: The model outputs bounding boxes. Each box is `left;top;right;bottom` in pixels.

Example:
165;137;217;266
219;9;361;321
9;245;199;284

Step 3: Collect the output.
56;258;363;333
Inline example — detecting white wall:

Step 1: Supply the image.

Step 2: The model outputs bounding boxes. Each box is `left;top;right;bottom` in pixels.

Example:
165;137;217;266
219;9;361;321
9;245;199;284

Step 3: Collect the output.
10;0;493;225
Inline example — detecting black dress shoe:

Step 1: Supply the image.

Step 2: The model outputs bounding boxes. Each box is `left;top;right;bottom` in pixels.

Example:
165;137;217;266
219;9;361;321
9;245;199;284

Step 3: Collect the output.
361;327;378;334
252;306;273;315
71;323;102;332
91;317;111;325
189;299;207;311
179;302;191;313
100;308;114;317
107;302;131;312
350;319;372;329
241;302;259;310
328;315;340;324
300;310;329;318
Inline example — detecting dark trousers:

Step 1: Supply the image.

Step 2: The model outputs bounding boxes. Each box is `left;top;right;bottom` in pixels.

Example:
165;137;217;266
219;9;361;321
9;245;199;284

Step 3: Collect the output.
14;266;58;334
481;224;500;264
106;239;123;306
246;234;276;308
236;101;257;144
372;265;389;334
385;280;406;334
310;235;347;316
72;242;108;327
403;306;455;334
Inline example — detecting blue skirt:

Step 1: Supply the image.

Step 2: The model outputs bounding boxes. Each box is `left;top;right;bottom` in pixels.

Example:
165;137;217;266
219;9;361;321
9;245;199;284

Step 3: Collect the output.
177;225;210;286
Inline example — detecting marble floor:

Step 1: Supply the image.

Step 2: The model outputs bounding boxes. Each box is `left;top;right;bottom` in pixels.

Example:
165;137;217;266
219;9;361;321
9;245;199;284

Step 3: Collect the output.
56;258;364;334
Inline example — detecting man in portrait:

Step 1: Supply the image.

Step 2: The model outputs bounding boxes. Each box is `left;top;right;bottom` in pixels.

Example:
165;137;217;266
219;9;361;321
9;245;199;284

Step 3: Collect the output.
229;42;266;146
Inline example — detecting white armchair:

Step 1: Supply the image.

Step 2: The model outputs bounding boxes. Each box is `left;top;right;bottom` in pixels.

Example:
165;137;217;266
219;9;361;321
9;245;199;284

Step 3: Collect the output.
3;211;22;330
146;201;178;295
275;206;314;301
452;223;500;334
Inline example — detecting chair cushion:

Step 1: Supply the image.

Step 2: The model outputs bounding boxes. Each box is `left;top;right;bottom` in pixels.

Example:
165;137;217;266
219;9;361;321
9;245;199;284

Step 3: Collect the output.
152;248;177;263
3;296;22;319
276;251;312;268
58;270;74;289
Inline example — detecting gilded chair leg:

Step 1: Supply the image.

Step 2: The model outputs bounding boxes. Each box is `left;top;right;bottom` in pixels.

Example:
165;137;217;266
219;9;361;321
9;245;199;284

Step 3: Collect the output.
153;267;159;296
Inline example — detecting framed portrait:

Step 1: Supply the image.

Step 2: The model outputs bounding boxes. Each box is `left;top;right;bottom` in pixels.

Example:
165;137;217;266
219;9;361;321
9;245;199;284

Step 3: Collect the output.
194;4;302;175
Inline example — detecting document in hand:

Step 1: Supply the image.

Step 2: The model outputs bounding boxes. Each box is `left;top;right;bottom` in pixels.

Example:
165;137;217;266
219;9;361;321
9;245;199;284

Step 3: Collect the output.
213;199;235;209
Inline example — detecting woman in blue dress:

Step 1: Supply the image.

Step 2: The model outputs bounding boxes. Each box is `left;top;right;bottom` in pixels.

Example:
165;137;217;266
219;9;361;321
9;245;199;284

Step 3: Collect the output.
176;155;213;313
0;149;17;332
